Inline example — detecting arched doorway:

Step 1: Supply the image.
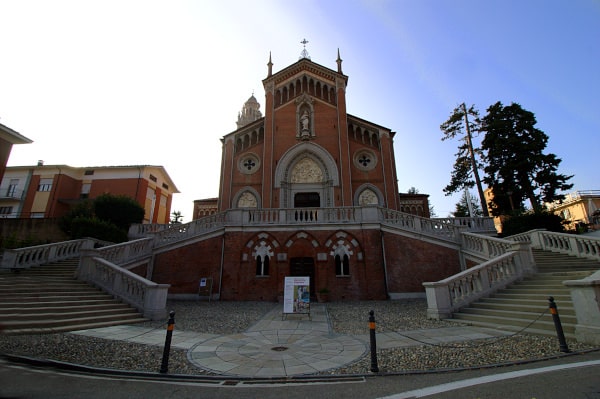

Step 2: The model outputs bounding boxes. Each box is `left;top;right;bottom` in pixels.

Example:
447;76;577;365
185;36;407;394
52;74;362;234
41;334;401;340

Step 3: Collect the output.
289;257;315;297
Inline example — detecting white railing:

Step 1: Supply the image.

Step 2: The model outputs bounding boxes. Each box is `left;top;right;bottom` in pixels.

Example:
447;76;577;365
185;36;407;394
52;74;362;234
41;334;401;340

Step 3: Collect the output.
509;230;600;261
424;248;534;319
128;223;171;239
129;207;496;247
434;217;497;232
379;208;465;242
0;239;98;269
78;253;169;320
152;212;227;246
461;232;516;260
95;237;154;265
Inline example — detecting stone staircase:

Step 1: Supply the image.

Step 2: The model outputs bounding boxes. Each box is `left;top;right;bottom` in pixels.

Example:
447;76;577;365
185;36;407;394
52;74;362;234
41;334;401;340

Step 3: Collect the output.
449;249;600;338
0;258;147;334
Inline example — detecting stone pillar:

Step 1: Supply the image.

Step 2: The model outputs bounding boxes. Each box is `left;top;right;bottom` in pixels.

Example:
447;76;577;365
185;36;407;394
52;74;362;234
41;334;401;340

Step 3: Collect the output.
564;270;600;345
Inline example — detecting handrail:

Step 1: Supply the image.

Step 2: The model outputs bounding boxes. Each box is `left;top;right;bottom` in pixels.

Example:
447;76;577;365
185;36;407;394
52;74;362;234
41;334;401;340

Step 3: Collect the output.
461;232;515;260
424;249;533;319
95;237;154;266
77;254;169;320
509;230;600;261
0;238;100;269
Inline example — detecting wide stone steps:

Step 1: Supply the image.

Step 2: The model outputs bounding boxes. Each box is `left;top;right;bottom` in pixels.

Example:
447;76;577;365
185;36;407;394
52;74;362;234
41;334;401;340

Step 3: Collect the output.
0;258;147;334
448;249;599;338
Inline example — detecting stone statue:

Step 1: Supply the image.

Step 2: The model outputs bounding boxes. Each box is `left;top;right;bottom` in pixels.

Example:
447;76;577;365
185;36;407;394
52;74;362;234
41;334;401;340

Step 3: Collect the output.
300;110;310;131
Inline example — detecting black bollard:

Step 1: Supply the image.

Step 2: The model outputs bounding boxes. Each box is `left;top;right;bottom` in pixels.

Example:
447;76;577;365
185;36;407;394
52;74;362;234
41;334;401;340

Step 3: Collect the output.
548;297;570;353
369;310;379;373
159;311;176;373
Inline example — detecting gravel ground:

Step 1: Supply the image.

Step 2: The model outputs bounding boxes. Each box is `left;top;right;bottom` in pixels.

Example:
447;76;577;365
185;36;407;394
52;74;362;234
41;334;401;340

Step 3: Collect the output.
0;300;597;376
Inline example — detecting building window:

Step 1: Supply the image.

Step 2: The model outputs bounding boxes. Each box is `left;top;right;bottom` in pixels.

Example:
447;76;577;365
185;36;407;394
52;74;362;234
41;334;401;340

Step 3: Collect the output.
6;179;18;197
37;178;53;192
256;255;270;276
80;183;91;199
353;150;377;171
31;212;45;218
238;153;261;174
84;170;94;175
149;174;157;182
162;183;169;190
335;254;350;276
0;206;13;216
253;240;273;276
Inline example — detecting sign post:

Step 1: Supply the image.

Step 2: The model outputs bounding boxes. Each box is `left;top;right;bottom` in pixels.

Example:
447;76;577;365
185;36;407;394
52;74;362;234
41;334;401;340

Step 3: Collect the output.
282;276;310;320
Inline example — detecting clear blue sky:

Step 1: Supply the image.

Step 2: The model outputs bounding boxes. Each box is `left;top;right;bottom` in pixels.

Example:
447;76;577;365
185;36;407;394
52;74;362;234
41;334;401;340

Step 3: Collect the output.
1;0;598;220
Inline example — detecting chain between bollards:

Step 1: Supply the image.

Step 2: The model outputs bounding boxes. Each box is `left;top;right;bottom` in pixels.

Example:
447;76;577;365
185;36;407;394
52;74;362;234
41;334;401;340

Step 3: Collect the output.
548;297;570;353
369;310;379;373
159;311;176;373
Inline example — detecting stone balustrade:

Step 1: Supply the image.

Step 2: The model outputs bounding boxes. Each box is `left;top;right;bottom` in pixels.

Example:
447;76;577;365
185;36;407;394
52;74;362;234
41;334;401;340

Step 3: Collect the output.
527;230;600;261
564;270;600;345
424;250;533;319
95;237;154;265
0;238;98;269
461;232;516;260
78;253;169;320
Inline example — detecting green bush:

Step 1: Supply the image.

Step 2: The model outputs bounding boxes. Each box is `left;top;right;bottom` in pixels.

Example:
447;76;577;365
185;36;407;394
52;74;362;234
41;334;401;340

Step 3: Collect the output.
501;212;564;237
69;217;128;243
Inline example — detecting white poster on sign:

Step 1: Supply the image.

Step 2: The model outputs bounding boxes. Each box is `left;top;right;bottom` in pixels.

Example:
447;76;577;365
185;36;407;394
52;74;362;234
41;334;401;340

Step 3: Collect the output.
283;276;310;314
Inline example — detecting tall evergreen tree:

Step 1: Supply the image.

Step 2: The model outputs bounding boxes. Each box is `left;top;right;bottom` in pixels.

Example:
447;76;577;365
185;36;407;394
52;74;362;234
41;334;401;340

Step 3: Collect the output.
480;102;573;215
452;190;483;217
440;103;489;216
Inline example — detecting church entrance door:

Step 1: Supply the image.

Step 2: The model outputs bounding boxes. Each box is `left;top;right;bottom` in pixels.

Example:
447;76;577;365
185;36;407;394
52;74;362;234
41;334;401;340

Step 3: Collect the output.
289;257;315;297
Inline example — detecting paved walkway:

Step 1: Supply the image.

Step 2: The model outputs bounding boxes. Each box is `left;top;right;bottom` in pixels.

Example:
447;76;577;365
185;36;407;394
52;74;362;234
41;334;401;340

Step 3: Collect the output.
71;303;512;377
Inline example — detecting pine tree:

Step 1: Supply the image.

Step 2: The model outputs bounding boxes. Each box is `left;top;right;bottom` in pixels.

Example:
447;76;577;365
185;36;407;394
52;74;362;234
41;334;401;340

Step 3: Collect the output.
480;102;573;215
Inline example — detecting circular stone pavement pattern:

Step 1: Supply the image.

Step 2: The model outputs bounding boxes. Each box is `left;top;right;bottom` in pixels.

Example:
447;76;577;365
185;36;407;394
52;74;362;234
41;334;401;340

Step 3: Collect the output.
188;331;367;377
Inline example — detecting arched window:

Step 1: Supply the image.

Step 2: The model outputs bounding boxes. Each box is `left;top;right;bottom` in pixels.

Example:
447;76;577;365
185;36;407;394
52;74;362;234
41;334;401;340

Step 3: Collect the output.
335;254;350;276
256;255;269;276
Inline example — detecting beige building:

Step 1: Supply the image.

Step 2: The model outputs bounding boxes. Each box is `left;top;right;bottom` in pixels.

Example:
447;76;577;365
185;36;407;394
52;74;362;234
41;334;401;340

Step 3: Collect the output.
546;190;600;231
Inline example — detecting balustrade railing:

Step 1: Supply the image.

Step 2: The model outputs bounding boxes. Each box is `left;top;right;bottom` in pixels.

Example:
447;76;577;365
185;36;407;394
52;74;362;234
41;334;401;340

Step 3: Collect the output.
379;208;465;242
424;251;532;319
95;237;154;265
461;232;516;260
434;217;496;231
0;238;100;269
78;254;169;320
127;207;494;248
526;230;600;261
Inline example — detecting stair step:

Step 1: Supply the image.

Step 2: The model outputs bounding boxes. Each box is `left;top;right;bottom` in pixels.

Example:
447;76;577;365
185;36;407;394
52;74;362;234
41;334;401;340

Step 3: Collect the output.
451;313;575;335
2;312;146;331
449;248;598;338
0;306;139;322
0;257;148;333
3;318;148;335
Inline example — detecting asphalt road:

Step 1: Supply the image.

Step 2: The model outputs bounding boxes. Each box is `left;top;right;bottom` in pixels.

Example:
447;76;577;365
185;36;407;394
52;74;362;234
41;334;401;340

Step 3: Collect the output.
1;351;599;399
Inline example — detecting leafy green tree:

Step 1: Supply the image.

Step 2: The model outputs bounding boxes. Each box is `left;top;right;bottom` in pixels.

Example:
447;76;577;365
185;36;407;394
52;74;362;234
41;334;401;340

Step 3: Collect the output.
440;103;489;216
481;102;573;215
60;194;145;242
94;194;145;230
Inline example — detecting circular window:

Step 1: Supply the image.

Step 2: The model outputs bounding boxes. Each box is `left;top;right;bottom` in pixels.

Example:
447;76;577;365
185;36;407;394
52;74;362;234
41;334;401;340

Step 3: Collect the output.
353;150;377;171
238;153;261;174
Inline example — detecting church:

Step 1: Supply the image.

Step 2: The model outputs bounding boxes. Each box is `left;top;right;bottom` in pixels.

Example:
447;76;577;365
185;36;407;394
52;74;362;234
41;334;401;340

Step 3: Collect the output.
147;49;489;301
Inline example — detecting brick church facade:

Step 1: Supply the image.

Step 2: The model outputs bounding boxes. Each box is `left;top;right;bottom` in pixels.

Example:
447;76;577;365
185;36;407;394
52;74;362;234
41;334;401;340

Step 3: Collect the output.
148;51;468;301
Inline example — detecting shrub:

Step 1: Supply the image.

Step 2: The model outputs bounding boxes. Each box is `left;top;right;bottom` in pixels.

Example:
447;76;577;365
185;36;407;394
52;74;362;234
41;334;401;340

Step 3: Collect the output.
501;212;564;237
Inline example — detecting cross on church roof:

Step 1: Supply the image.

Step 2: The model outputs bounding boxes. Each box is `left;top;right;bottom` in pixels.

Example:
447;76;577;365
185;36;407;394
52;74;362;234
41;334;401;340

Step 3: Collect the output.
299;38;311;60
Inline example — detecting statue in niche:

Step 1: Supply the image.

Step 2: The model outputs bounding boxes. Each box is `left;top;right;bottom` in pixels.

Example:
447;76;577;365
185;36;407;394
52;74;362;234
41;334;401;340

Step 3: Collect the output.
300;110;310;130
299;110;311;140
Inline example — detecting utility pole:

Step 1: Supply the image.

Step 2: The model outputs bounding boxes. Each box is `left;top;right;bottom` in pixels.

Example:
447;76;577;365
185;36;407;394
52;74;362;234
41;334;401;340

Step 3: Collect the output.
461;103;489;217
